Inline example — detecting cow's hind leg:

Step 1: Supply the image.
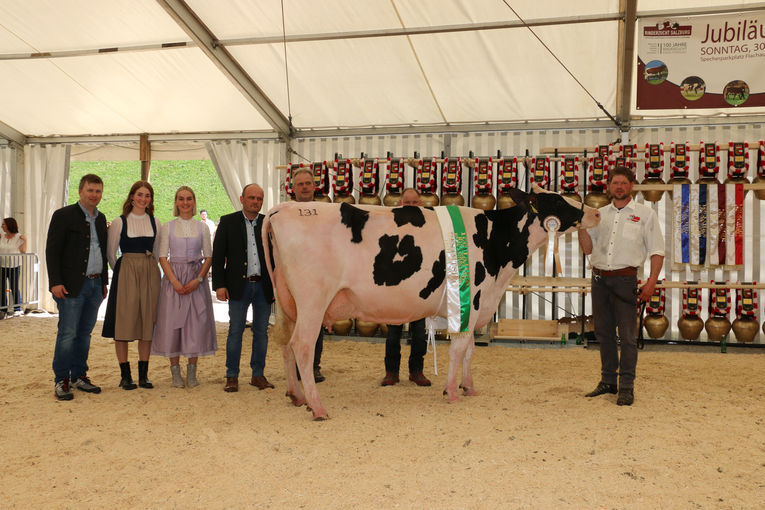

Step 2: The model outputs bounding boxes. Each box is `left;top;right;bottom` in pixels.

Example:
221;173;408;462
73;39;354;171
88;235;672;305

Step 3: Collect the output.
290;314;329;420
282;343;305;407
460;340;478;396
443;333;473;403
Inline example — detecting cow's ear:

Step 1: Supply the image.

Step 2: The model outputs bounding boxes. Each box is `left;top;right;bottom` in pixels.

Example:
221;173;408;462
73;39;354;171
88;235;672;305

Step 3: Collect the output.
505;186;528;207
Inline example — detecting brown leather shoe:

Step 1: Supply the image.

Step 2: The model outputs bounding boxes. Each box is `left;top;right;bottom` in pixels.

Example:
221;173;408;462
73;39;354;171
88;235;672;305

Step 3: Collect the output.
223;377;239;392
409;372;432;387
381;372;399;386
250;375;274;390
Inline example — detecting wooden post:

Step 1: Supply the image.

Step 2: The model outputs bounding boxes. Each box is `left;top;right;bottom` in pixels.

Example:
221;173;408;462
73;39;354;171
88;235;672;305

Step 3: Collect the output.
140;133;151;181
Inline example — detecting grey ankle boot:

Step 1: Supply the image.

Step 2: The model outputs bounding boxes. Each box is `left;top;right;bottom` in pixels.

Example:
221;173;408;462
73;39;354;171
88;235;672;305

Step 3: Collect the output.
186;364;199;388
170;365;185;388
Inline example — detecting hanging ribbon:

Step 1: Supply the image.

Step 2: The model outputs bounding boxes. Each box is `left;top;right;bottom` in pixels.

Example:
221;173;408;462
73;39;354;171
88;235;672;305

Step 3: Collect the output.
433;206;471;335
543;216;561;276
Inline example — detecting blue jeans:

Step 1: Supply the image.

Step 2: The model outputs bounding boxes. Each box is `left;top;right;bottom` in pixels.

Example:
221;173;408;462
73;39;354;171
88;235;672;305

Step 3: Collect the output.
225;281;271;378
52;277;104;382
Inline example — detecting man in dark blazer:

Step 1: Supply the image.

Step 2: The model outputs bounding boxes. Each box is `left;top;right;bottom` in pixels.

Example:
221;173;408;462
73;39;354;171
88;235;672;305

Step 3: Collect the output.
212;183;275;392
47;173;108;401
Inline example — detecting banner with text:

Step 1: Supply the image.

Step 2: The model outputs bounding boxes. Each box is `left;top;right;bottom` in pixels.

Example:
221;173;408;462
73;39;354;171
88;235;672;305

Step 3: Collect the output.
637;11;765;109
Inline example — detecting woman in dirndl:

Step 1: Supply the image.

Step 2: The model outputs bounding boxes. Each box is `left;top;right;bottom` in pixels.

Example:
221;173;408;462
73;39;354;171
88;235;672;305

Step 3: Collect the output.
102;181;161;390
151;186;216;388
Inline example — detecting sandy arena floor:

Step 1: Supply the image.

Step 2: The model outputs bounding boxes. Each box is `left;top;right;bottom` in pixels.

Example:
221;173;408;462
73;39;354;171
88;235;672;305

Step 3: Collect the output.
1;315;763;509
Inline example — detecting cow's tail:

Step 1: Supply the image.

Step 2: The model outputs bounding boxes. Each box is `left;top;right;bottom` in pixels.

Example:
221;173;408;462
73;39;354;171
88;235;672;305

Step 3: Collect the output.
262;209;293;346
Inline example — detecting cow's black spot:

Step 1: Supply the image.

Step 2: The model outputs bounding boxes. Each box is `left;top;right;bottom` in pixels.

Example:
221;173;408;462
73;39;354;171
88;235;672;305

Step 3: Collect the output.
340;202;369;244
474;261;486;287
419;250;445;300
472;208;531;278
532;192;585;232
392;206;426;228
473;290;481;311
373;234;423;286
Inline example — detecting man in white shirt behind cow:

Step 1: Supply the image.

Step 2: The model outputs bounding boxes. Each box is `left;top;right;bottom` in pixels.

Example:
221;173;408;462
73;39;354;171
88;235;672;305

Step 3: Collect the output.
578;166;664;406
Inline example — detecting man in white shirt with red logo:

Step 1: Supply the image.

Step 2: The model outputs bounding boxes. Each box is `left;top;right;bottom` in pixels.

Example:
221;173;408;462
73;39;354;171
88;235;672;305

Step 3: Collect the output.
578;166;664;406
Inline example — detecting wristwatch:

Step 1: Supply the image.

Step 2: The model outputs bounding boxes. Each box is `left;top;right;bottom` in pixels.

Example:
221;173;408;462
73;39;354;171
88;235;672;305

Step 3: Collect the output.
196;276;204;283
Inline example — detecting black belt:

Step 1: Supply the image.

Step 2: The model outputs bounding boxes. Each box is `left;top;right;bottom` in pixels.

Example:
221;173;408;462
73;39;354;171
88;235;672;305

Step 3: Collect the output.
593;267;637;277
247;275;261;282
85;273;101;279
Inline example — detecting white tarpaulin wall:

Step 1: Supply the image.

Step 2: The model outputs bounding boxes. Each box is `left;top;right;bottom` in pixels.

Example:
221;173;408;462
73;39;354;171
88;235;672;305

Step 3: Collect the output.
2;0;764;140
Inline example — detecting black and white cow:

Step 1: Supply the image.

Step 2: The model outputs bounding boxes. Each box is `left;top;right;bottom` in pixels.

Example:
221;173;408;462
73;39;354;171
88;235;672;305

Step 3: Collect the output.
263;186;601;420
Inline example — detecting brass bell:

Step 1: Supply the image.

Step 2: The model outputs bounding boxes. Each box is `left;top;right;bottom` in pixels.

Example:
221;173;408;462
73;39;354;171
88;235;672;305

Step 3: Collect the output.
332;319;353;336
471;194;496;211
383;193;401;207
584;192;610;209
731;317;758;343
358;195;382;206
333;194;356;204
496;194;516;210
643;314;669;339
441;193;465;206
640;177;665;202
704;315;731;342
355;320;379;337
420;193;440;207
677;315;704;340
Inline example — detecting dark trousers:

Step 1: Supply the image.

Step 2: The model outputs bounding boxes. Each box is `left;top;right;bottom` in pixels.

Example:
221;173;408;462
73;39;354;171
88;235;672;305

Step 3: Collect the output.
1;266;21;312
385;318;427;374
314;329;323;370
591;274;639;389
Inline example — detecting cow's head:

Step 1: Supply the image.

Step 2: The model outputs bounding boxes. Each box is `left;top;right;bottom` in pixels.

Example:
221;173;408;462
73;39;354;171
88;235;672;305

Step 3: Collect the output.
505;184;600;233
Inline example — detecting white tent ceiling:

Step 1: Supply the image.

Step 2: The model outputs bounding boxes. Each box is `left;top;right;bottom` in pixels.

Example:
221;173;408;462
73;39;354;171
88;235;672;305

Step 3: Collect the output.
0;0;764;144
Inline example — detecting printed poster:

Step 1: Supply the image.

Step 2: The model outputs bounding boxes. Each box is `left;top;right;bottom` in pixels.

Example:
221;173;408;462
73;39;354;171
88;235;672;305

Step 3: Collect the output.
637;11;765;109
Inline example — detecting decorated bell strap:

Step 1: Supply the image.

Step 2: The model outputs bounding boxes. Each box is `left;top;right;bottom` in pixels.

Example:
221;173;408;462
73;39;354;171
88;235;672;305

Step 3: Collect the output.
530;156;550;189
588;155;609;190
596;144;613;159
416;157;438;194
474;157;493;194
708;282;731;317
285;163;302;195
497;157;518;193
543;216;561;277
385;156;405;193
311;161;329;196
441;157;462;193
699;141;720;179
559;155;579;192
727;141;749;179
735;284;758;318
333;157;353;195
614;143;637;170
670;141;690;178
682;282;702;317
758;141;765;178
644;143;665;179
643;280;666;315
359;158;379;195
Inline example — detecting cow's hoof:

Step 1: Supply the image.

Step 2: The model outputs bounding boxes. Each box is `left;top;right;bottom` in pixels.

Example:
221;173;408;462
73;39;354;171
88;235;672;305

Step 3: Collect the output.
312;413;329;421
287;393;306;407
462;387;478;396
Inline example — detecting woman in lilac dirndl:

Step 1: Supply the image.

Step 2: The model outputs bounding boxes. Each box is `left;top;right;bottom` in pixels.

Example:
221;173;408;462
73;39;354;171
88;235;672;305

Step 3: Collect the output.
152;186;216;388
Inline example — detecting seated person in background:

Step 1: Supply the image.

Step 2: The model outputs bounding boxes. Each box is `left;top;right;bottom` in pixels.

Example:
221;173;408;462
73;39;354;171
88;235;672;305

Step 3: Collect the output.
381;188;431;387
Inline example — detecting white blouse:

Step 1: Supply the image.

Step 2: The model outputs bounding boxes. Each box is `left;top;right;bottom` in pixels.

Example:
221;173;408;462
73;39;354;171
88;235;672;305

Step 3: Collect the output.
107;213;162;269
156;218;212;259
0;233;24;268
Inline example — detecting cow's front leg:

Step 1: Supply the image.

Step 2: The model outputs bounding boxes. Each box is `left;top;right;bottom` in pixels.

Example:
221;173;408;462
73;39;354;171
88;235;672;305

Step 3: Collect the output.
443;334;472;403
460;338;477;396
282;344;305;407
